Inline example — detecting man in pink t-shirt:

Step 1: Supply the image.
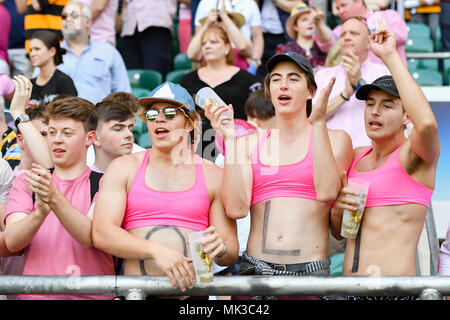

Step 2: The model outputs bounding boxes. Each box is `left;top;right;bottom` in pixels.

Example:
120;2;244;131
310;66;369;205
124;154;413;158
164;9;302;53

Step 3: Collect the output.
311;0;407;65
4;95;115;300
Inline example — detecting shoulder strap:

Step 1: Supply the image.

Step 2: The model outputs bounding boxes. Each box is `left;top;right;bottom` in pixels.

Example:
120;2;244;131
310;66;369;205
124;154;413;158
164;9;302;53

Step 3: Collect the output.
88;171;103;201
32;168;102;204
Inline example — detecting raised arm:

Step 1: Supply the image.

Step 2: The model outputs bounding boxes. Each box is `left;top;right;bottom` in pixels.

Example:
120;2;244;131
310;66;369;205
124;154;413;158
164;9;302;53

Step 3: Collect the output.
218;4;253;58
311;6;334;51
370;21;440;165
310;77;353;201
10;76;53;169
187;10;219;62
205;104;253;219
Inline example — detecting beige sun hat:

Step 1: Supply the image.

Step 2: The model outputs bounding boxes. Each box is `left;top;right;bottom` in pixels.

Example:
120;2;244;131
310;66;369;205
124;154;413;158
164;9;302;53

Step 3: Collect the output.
199;11;245;28
286;3;313;40
199;0;245;29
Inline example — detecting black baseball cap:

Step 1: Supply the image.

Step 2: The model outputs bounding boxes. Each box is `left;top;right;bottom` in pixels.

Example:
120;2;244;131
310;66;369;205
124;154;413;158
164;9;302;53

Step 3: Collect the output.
355;75;400;100
266;52;317;88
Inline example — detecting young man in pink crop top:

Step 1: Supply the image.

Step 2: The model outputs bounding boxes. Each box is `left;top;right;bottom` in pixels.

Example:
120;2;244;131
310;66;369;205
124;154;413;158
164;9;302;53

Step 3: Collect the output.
4;96;116;300
205;52;353;300
330;22;440;300
92;82;238;298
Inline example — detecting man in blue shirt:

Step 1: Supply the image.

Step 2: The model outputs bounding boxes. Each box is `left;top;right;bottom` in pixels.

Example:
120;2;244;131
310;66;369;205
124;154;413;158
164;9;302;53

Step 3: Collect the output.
58;1;130;104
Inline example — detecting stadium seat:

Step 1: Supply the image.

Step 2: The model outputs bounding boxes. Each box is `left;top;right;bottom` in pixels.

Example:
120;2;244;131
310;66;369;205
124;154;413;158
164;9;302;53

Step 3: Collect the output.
407;58;439;72
406;22;431;38
165;69;191;84
434;26;441;52
173;53;192;70
133;114;147;135
330;252;344;276
127;69;163;91
131;87;151;99
444;59;450;85
405;36;434;53
410;69;443;86
138;132;152;149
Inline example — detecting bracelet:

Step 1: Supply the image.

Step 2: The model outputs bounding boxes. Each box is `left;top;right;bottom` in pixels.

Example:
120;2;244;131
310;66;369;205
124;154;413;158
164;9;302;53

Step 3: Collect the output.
340;92;350;101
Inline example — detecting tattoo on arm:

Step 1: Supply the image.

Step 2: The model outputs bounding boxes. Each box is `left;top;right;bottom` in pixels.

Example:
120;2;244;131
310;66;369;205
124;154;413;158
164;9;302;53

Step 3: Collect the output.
139;226;188;276
261;201;301;256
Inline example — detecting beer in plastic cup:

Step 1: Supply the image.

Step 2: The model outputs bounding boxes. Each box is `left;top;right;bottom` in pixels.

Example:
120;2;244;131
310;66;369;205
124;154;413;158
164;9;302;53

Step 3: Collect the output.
195;87;233;123
340;178;370;239
188;231;214;283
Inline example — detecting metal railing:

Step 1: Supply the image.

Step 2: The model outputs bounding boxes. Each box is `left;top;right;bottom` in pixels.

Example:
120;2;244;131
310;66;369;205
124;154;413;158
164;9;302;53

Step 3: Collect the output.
0;275;449;300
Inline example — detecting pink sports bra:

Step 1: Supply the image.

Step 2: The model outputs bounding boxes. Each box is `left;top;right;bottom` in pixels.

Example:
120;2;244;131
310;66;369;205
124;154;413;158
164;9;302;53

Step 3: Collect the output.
123;150;211;231
251;129;317;206
348;146;433;208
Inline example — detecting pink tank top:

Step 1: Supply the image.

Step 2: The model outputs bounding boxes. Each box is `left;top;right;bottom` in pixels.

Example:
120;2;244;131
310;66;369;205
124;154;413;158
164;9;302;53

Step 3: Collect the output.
348;146;433;208
123;150;211;231
251;130;317;206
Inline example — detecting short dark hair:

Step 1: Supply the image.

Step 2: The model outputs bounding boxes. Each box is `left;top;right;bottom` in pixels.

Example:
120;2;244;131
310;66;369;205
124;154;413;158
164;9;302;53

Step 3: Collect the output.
245;89;275;120
44;96;98;131
95;100;134;124
103;92;140;113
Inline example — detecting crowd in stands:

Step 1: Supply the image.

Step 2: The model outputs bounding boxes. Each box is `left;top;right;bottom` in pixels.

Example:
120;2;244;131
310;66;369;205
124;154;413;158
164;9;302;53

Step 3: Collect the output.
0;0;449;301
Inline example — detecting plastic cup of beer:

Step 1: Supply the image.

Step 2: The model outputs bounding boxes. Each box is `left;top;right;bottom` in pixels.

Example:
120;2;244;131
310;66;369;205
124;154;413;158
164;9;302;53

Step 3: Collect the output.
195;87;233;123
340;178;370;239
188;231;214;283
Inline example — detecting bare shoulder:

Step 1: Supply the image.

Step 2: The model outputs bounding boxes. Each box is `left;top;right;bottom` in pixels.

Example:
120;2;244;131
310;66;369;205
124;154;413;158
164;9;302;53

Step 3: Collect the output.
201;158;223;188
104;151;146;179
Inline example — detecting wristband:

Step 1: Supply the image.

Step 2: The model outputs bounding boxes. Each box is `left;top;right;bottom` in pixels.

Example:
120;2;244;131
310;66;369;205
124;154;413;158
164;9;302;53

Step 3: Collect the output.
340;92;350;101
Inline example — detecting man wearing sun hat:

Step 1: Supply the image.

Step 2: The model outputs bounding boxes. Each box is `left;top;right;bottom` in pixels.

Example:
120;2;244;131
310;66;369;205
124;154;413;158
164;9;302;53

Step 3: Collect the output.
92;81;239;298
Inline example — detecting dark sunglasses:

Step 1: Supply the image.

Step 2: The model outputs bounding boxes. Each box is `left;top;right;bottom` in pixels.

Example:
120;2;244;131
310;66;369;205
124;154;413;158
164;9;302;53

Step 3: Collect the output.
145;107;181;121
145;106;196;128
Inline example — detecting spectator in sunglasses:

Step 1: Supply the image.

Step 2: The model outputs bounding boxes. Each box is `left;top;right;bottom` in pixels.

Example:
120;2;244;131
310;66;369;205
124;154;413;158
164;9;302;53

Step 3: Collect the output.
92;82;238;299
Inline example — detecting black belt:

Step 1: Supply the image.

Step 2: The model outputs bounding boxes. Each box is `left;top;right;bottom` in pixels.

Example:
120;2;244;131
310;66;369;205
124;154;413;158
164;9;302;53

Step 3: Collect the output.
264;261;310;273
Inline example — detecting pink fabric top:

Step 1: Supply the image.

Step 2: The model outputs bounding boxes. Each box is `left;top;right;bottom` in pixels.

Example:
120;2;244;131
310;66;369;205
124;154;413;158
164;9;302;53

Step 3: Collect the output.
251;129;317;206
313;59;390;148
4;168;115;300
0;74;14;110
123;150;210;231
78;0;118;45
314;10;408;65
233;48;249;70
348;146;433;208
0;4;10;65
121;0;177;37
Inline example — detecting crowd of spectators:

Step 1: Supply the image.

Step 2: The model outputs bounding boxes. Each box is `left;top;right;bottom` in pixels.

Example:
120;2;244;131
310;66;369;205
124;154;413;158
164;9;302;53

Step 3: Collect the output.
0;0;449;301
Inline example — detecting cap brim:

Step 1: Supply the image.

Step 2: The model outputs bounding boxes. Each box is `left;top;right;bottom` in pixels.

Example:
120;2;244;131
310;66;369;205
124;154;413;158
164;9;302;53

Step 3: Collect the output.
266;54;308;74
138;97;185;109
355;84;400;100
